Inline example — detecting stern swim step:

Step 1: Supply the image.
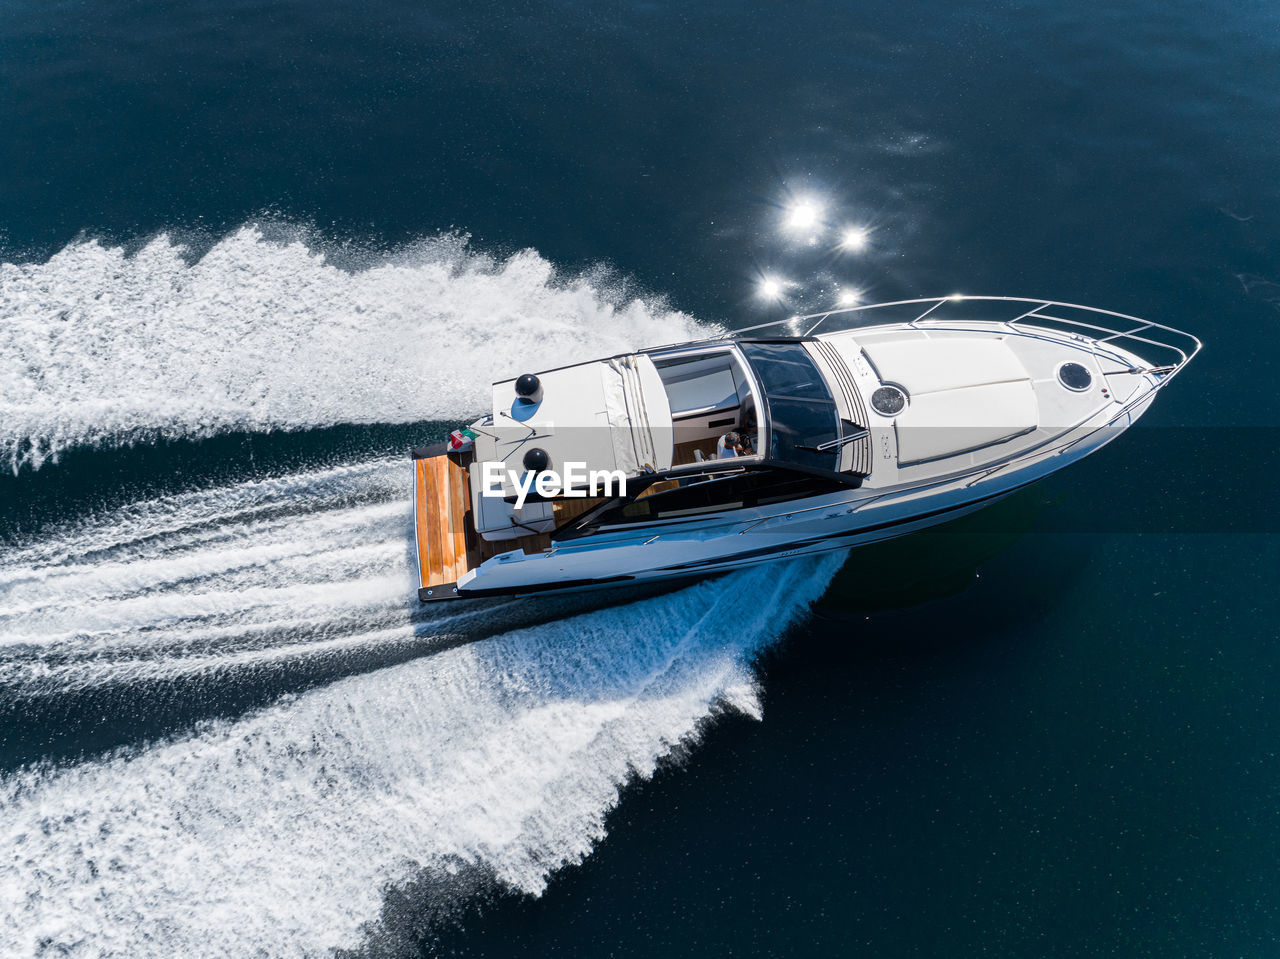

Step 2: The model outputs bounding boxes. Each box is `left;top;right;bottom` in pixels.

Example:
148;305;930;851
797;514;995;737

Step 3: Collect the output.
413;453;476;597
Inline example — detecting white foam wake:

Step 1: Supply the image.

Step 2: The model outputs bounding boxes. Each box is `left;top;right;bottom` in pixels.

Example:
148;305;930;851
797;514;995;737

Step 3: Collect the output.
0;458;843;957
0;228;835;956
1;568;840;955
0;226;714;472
0;457;414;680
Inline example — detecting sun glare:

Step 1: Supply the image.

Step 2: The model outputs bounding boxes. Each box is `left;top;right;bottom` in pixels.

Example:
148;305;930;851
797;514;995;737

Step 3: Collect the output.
785;199;823;231
841;227;869;251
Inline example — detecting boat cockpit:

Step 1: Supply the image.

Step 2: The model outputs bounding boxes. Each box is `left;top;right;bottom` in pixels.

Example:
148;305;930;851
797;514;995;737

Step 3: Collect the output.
647;339;862;472
553;460;851;538
428;335;875;563
550;339;868;540
650;346;760;466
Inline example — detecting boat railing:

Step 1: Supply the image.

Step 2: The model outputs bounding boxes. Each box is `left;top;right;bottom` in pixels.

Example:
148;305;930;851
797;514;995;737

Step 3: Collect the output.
579;298;1200;545
724;294;1202;378
723;296;1203;535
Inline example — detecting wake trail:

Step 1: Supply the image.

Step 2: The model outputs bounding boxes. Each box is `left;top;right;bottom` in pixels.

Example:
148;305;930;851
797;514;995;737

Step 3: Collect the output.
0;454;844;957
0;228;840;957
1;551;843;958
0;225;715;472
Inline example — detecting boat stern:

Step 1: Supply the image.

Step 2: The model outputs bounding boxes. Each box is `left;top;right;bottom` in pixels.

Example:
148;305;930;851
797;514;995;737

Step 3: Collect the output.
412;445;480;601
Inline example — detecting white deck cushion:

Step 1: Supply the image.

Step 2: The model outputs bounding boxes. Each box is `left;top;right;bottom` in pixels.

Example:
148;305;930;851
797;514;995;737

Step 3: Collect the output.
894;380;1039;465
470;472;557;541
861;336;1027;394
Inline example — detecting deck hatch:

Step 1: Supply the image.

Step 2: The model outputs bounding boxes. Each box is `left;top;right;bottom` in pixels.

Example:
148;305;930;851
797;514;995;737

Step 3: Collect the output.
871;385;907;416
1057;361;1094;392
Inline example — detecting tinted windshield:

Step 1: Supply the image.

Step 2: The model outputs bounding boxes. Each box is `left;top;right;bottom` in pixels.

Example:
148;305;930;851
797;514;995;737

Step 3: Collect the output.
738;342;839;470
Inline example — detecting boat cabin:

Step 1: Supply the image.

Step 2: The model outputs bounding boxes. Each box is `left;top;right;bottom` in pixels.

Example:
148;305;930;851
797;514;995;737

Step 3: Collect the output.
470;339;870;537
411;337;872;596
412;294;1202;601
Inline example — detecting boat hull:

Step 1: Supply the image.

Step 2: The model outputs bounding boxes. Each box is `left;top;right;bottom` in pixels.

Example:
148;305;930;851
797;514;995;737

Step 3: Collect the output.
422;421;1110;603
414;296;1200;603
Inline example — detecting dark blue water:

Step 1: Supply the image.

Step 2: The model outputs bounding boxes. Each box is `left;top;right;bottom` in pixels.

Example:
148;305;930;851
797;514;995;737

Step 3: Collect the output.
2;0;1279;955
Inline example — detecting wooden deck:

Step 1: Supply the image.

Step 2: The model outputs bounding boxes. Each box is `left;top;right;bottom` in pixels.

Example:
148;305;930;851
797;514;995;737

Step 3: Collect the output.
414;454;477;590
414;453;610;592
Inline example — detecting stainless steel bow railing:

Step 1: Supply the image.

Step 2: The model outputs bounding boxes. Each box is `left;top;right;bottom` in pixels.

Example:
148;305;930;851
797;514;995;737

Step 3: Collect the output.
725;294;1201;379
551;297;1201;548
722;295;1202;534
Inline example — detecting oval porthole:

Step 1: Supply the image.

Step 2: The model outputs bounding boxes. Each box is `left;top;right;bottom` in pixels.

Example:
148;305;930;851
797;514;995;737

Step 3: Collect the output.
1057;362;1093;392
871;385;907;416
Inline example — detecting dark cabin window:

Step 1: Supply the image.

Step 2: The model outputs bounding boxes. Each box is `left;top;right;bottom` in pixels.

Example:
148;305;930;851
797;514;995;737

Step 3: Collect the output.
738;342;840;470
580;468;848;528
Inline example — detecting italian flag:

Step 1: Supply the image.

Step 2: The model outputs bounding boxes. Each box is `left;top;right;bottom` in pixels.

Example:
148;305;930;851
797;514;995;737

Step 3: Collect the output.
448;427;478;451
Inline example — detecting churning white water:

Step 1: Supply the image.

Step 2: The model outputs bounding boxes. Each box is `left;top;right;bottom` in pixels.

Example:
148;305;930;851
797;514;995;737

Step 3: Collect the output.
0;231;841;956
0;458;842;956
0;225;713;472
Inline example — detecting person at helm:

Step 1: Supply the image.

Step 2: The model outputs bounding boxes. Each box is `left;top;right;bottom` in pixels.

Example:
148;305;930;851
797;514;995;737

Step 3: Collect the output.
716;431;742;458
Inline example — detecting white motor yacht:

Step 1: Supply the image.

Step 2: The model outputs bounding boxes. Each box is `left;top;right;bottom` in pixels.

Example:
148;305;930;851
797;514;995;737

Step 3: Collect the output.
411;295;1199;601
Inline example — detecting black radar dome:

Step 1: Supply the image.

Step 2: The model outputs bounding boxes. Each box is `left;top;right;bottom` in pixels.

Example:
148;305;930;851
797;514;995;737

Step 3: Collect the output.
515;374;542;402
522;447;551;472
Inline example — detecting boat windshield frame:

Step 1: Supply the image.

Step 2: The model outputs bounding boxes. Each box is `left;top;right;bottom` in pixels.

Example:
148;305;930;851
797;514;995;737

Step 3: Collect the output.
736;339;842;472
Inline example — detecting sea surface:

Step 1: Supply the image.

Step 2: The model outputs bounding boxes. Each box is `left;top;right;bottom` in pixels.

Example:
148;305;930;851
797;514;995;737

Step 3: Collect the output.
2;1;1279;955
